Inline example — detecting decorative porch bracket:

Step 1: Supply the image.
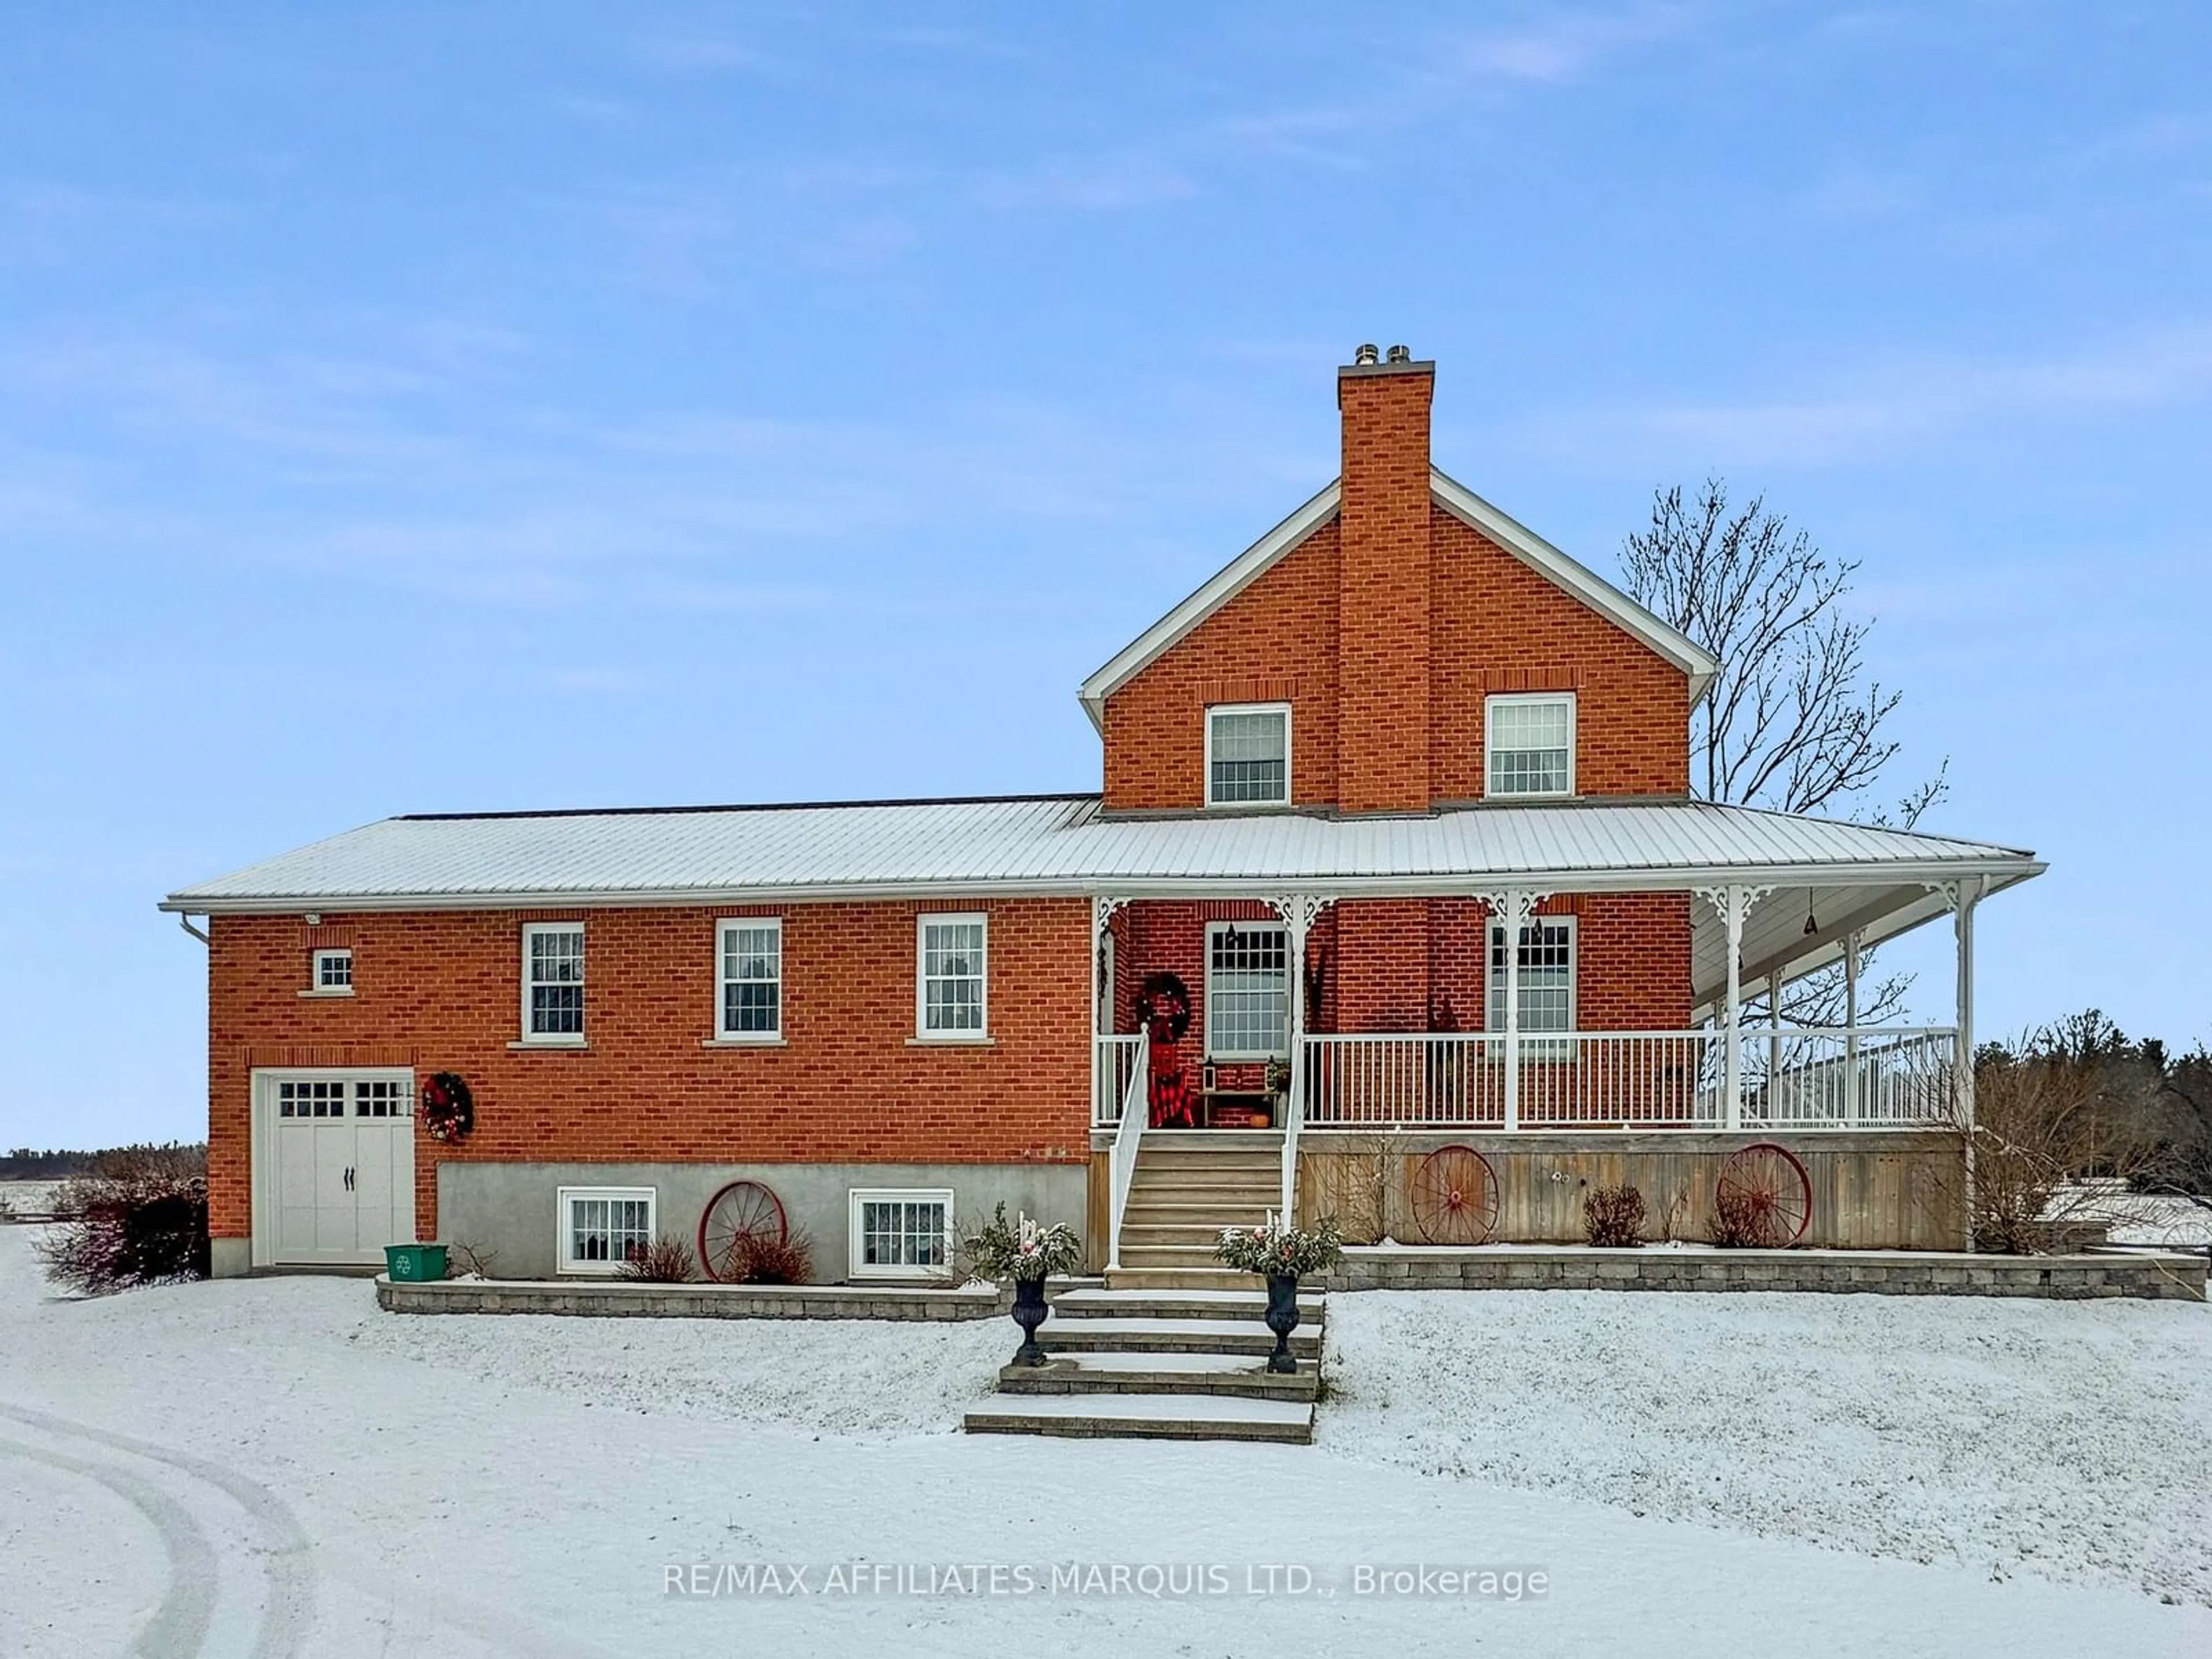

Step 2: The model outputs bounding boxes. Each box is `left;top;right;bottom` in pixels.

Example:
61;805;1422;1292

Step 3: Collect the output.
1476;890;1551;1132
1265;893;1335;1225
1694;885;1771;1131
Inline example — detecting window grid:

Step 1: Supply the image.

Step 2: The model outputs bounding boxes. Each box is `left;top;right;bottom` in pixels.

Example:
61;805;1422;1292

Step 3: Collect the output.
563;1191;654;1270
1487;919;1577;1050
277;1080;347;1119
1207;706;1289;806
1487;695;1574;797
858;1197;949;1272
919;917;986;1036
353;1080;410;1119
525;925;586;1037
313;949;353;990
718;920;783;1037
1207;923;1289;1059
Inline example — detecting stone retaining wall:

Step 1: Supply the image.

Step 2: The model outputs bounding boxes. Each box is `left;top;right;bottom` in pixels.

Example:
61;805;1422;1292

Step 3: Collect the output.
1321;1247;2206;1300
377;1276;1019;1320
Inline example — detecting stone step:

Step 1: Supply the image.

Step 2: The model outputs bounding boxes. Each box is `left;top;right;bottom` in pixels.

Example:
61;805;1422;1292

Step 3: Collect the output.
1052;1286;1324;1322
1104;1268;1282;1293
1041;1316;1320;1358
963;1392;1313;1444
996;1352;1317;1401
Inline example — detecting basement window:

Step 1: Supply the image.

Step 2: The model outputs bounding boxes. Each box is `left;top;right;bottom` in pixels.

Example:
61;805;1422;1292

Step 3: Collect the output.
558;1187;656;1275
849;1189;953;1279
1206;703;1290;808
1486;692;1575;797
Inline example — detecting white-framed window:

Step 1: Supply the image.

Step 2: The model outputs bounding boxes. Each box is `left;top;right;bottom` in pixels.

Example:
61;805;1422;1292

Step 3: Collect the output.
717;918;783;1039
1205;702;1291;808
1487;916;1578;1050
557;1186;656;1274
521;922;586;1041
353;1079;411;1118
916;913;987;1040
310;948;353;993
1486;692;1575;797
1206;921;1289;1060
849;1188;953;1278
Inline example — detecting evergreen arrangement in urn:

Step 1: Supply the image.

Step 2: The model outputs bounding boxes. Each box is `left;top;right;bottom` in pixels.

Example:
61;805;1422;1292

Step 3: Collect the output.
1215;1212;1344;1279
963;1203;1083;1282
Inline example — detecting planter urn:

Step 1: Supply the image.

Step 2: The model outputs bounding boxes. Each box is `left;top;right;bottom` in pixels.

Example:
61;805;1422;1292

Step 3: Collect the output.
1010;1274;1051;1366
1263;1272;1302;1373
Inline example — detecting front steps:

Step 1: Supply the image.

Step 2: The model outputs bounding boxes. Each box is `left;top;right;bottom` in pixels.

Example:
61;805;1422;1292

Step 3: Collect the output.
1113;1130;1282;1276
960;1281;1323;1444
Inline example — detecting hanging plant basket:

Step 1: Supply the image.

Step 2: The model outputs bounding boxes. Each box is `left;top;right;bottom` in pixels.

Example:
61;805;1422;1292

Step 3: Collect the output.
419;1072;475;1143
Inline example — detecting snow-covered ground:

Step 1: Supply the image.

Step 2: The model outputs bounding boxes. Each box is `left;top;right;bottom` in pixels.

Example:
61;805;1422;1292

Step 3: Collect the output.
2;1229;2208;1658
0;1180;67;1218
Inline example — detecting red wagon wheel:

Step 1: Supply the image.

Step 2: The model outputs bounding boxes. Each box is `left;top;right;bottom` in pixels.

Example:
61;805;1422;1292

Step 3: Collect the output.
1408;1145;1500;1245
697;1180;789;1282
1714;1142;1813;1247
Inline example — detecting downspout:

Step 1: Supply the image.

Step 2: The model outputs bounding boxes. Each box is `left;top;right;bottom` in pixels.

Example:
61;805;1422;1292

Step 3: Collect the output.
178;912;211;946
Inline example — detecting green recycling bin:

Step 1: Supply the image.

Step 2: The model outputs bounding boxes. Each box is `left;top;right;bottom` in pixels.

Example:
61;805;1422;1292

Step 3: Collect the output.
384;1243;449;1282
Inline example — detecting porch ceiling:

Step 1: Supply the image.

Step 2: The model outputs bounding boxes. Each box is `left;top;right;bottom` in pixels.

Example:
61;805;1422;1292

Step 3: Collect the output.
1687;879;1972;1014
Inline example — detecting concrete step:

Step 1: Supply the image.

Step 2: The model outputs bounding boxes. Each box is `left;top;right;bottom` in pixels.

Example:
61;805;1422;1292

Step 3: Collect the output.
963;1392;1313;1444
1053;1286;1324;1322
996;1352;1317;1401
1041;1316;1320;1358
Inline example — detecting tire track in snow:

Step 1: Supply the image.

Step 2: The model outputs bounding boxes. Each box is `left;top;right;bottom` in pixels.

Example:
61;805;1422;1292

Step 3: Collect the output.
0;1403;314;1659
0;1433;218;1657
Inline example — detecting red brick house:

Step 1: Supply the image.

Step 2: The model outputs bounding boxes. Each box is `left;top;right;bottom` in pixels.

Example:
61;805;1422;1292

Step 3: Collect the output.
164;347;2041;1282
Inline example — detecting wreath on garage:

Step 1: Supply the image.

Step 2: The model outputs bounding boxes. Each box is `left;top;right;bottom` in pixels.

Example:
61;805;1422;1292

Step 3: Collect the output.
419;1071;475;1143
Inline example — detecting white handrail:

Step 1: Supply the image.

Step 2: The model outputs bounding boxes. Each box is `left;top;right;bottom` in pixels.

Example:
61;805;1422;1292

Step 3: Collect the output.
1279;1053;1302;1224
1105;1044;1149;1270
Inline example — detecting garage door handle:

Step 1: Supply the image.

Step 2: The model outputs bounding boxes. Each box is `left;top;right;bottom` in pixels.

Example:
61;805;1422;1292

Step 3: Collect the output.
344;1166;354;1192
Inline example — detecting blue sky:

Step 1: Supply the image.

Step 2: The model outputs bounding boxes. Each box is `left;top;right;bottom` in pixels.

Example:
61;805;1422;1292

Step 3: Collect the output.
3;3;2207;1149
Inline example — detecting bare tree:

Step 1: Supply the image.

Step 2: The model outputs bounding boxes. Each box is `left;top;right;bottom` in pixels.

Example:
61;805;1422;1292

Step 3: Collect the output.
1623;479;1947;1025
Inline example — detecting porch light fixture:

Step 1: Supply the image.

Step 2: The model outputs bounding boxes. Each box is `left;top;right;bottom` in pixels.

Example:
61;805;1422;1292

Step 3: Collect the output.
1802;896;1818;937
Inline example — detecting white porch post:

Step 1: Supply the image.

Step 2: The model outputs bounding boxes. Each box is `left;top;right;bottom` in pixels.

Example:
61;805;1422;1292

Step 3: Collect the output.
1766;967;1784;1113
1699;886;1766;1132
1267;894;1331;1224
1483;891;1541;1133
1843;930;1862;1126
1090;896;1127;1125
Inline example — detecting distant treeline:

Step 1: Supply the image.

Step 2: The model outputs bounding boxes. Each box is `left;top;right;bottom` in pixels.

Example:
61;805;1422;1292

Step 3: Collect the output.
2;1143;207;1180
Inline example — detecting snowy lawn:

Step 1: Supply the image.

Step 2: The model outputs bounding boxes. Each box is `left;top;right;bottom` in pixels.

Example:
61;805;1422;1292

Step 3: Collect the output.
2;1228;2208;1658
1323;1287;2212;1605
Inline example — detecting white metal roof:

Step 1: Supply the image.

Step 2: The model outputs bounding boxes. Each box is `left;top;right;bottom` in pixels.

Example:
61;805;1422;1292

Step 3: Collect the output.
164;794;2039;914
1075;468;1721;730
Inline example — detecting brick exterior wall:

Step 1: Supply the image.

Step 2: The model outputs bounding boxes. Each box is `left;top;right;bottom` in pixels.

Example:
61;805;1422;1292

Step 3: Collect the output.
207;899;1092;1242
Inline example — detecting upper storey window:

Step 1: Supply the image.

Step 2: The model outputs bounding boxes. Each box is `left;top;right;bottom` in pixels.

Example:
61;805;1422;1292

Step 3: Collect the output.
1206;703;1291;808
1486;693;1575;798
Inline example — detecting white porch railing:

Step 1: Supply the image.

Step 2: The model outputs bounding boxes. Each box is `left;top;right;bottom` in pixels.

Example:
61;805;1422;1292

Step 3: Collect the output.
1104;1043;1150;1270
1297;1027;1955;1130
1093;1034;1145;1128
1742;1027;1956;1128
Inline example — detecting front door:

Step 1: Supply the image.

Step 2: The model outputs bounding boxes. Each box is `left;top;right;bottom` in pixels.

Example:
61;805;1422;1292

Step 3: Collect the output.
258;1071;416;1266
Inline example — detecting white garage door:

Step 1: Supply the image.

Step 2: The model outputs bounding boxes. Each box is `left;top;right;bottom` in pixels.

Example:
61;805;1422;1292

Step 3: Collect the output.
255;1071;416;1267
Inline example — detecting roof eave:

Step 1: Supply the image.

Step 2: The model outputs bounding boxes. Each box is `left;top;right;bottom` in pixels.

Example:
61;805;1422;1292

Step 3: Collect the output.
159;854;2046;919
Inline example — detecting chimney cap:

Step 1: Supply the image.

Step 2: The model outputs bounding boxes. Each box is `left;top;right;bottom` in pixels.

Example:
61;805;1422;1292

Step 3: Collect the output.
1353;342;1380;366
1385;343;1410;363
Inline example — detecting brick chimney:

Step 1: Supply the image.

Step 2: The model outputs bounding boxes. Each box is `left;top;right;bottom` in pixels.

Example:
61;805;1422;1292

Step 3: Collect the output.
1336;343;1434;815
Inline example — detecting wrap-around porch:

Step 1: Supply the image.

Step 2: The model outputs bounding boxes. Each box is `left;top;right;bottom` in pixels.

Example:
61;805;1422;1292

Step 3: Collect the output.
1086;873;1998;1261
